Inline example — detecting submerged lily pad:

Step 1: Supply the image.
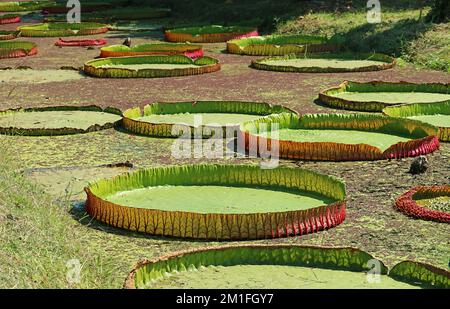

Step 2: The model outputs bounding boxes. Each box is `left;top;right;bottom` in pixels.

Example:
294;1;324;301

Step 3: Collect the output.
0;106;122;136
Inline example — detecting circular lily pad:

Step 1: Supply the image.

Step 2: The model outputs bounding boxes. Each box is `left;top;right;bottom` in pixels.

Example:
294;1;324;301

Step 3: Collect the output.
383;101;450;142
85;164;347;240
240;113;439;161
19;22;109;37
83;55;220;78
227;34;337;56
55;38;107;47
320;81;450;112
251;53;396;73
395;185;450;223
165;25;258;43
0;41;37;59
122;101;295;137
0;106;122;136
100;43;203;59
0;30;19;41
0;14;21;24
124;245;449;289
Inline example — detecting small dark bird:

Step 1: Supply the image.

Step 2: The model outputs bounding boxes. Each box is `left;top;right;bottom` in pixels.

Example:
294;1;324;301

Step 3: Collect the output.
123;37;131;47
409;156;429;175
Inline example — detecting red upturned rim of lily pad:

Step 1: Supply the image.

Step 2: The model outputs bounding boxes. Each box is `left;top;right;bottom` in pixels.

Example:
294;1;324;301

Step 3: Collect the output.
55;38;107;47
395;185;450;223
0;14;21;24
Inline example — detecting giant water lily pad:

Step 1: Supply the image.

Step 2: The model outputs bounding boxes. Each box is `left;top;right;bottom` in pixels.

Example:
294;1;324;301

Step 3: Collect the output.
395;185;450;223
165;25;258;43
227;34;337;56
0;14;21;24
383;101;450;142
19;22;108;37
122;101;295;137
124;245;450;289
85;165;346;240
320;81;450;112
0;30;19;40
240;113;439;161
251;53;395;73
83;55;220;78
0;106;122;136
0;41;37;59
100;43;203;59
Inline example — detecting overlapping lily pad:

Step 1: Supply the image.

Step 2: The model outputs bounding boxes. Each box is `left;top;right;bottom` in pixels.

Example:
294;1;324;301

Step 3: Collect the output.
0;13;20;24
85;164;347;240
383;101;450;142
320;81;450;112
227;34;338;56
0;41;37;59
122;101;295;138
395;185;449;223
83;55;220;78
165;25;258;43
124;245;450;289
100;43;203;59
240;113;439;161
19;22;109;37
0;105;122;136
251;53;396;73
0;30;19;41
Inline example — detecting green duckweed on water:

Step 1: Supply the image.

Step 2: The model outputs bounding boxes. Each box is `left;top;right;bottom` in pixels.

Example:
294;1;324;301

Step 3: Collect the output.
104;185;335;213
261;58;386;69
137;113;267;126
260;129;410;151
333;92;450;104
408;115;450;127
146;265;419;289
416;196;450;213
